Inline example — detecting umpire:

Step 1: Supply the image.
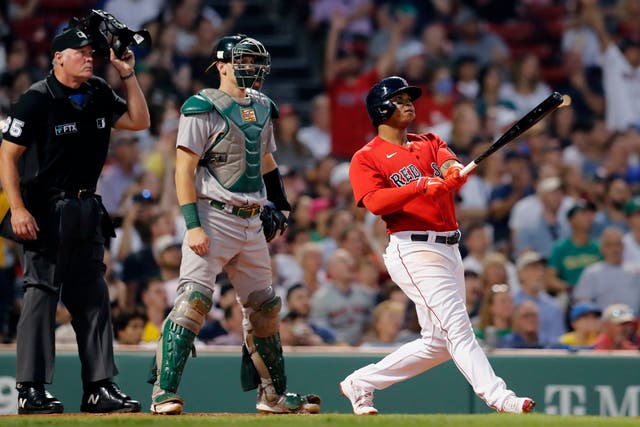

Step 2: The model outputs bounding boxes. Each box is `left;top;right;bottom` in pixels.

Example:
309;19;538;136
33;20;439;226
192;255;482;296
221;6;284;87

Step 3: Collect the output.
0;25;149;414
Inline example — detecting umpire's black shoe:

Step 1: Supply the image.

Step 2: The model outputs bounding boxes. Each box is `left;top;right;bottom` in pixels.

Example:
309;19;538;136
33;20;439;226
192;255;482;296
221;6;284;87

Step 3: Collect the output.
17;382;64;414
80;381;141;413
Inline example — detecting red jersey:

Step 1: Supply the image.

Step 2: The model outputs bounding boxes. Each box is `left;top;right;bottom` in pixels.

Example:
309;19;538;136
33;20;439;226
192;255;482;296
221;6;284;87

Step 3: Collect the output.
328;69;379;159
350;133;459;233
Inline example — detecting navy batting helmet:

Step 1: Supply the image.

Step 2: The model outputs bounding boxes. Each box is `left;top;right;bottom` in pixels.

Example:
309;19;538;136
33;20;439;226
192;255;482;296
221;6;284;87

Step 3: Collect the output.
366;76;422;126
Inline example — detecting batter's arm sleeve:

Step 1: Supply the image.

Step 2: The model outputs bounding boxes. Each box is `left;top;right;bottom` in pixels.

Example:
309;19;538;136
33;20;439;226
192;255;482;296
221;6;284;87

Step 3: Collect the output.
350;152;418;216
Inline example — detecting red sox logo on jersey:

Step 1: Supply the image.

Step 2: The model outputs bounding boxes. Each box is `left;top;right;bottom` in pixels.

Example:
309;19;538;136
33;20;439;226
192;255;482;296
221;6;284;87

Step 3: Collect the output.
389;163;442;187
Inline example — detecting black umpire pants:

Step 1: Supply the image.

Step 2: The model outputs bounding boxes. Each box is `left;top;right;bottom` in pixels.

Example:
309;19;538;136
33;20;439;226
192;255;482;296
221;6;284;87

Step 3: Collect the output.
16;195;117;386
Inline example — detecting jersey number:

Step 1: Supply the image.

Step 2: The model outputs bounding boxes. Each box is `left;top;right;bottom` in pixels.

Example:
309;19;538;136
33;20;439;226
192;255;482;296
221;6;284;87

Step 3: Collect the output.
2;117;25;138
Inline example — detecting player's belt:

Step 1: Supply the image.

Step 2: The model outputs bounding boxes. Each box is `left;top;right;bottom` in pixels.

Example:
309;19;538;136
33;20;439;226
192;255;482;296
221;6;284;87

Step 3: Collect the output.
410;230;461;245
210;199;261;219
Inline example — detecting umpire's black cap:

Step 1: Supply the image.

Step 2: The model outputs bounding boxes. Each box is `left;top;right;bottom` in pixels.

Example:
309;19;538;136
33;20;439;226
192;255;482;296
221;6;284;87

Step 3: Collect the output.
52;28;92;53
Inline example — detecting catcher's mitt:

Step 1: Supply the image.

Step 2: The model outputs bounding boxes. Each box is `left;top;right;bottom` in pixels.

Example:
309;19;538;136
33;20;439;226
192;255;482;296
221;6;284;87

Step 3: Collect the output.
260;204;287;242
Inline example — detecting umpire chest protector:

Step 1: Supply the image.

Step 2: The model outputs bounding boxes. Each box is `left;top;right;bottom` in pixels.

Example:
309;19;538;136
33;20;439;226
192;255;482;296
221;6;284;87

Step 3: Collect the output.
182;88;276;193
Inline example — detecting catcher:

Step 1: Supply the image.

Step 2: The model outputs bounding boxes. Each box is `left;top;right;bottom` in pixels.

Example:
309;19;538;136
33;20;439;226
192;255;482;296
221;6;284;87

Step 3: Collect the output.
149;34;320;415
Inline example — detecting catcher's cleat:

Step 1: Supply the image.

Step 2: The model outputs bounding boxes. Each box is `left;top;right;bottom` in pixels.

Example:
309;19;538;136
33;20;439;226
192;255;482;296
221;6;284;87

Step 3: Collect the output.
256;384;321;414
500;396;535;414
339;377;378;415
151;391;184;415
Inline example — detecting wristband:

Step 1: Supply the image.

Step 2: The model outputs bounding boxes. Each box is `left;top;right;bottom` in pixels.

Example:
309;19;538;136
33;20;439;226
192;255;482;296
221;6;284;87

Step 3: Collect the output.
181;202;201;230
120;71;135;81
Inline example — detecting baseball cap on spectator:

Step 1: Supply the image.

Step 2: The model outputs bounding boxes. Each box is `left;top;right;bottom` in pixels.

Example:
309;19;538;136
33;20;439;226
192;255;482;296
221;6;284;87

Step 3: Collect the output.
153;235;181;259
397;41;426;66
602;303;635;324
52;27;92;53
112;130;140;146
330;162;351;188
515;250;545;271
504;150;527;161
567;200;597;219
536;176;562;194
569;302;602;323
624;197;640;216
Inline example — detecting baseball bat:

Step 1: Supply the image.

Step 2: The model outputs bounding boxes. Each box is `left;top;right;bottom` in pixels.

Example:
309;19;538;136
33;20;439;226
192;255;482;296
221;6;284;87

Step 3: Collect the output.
460;92;571;176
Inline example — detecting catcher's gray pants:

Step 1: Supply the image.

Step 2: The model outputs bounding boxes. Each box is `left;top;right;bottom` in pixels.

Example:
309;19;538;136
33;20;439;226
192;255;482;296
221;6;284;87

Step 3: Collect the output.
16;197;117;385
178;200;271;304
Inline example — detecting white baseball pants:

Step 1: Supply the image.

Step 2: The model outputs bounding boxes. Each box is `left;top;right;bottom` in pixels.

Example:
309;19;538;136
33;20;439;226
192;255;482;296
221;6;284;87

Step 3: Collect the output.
348;231;516;411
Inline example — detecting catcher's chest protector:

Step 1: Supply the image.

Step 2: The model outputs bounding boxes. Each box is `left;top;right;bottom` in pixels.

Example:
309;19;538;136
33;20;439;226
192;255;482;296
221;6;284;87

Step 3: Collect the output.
198;88;272;193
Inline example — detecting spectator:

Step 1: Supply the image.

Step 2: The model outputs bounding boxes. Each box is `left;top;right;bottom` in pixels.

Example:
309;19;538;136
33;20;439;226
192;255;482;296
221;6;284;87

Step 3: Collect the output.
573;227;640;315
593;303;638;350
323;12;398;160
451;7;509;68
285;283;336;344
498;300;542;349
583;3;640;131
464;269;483;321
297;94;331;160
151;234;182;306
558;302;601;348
309;249;375;345
279;311;326;347
113;309;148;346
592;176;631;236
488;150;534;249
360;300;408;348
294;241;326;296
97;130;143;215
511;176;571;258
499;53;551;119
513;251;566;345
622;196;640;264
547;200;602;295
140;277;170;343
475;283;513;347
414;64;457;135
273;103;316;173
209;303;244;346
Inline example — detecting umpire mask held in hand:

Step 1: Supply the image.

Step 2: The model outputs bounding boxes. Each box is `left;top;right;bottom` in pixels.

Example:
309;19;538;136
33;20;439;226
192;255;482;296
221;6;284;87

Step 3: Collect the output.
69;9;151;59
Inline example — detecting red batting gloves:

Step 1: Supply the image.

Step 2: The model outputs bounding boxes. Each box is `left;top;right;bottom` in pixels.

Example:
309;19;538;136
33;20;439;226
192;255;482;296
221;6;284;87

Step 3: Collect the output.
444;164;468;192
415;176;448;198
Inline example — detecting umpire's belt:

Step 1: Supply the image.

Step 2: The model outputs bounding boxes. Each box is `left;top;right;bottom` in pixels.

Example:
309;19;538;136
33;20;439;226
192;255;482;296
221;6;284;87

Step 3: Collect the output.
50;188;96;200
410;230;461;245
209;200;261;219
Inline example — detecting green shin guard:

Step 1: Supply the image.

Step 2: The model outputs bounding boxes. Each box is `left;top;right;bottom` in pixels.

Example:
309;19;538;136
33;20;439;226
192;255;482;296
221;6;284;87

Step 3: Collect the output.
253;333;287;395
158;319;197;393
241;344;261;392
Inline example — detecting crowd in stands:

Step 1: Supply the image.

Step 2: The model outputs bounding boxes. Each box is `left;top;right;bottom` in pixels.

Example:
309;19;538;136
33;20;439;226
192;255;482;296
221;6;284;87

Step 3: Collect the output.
1;0;640;352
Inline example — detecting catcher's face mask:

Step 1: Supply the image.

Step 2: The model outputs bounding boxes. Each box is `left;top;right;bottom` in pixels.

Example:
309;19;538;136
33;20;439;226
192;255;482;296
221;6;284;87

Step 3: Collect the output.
231;37;270;90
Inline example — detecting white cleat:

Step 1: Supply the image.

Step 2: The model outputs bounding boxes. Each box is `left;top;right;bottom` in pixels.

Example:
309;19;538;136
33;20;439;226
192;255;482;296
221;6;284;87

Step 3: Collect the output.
150;391;184;415
500;396;535;414
256;385;321;414
339;377;378;415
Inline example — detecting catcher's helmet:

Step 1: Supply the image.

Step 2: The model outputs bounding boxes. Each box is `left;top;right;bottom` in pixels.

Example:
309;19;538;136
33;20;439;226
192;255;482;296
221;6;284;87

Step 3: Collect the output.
365;76;422;126
206;34;271;90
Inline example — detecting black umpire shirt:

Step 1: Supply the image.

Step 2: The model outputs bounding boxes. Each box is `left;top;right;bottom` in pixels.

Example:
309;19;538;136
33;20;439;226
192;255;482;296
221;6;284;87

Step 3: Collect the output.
3;72;127;191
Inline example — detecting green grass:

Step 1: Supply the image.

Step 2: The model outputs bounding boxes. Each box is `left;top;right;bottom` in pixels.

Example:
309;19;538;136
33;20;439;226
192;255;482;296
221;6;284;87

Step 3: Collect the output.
0;414;638;427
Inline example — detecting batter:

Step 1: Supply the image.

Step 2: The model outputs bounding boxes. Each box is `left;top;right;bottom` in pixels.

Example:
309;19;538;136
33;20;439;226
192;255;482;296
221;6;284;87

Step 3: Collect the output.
340;76;535;415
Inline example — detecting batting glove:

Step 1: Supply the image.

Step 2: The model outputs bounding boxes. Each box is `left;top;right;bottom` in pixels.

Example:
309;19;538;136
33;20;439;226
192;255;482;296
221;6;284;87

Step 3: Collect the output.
444;164;468;192
415;176;448;198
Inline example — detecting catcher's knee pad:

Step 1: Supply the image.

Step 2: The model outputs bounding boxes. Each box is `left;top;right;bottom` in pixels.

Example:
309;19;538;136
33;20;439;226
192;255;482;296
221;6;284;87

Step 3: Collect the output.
156;282;213;393
169;282;213;333
245;286;281;337
242;287;286;395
